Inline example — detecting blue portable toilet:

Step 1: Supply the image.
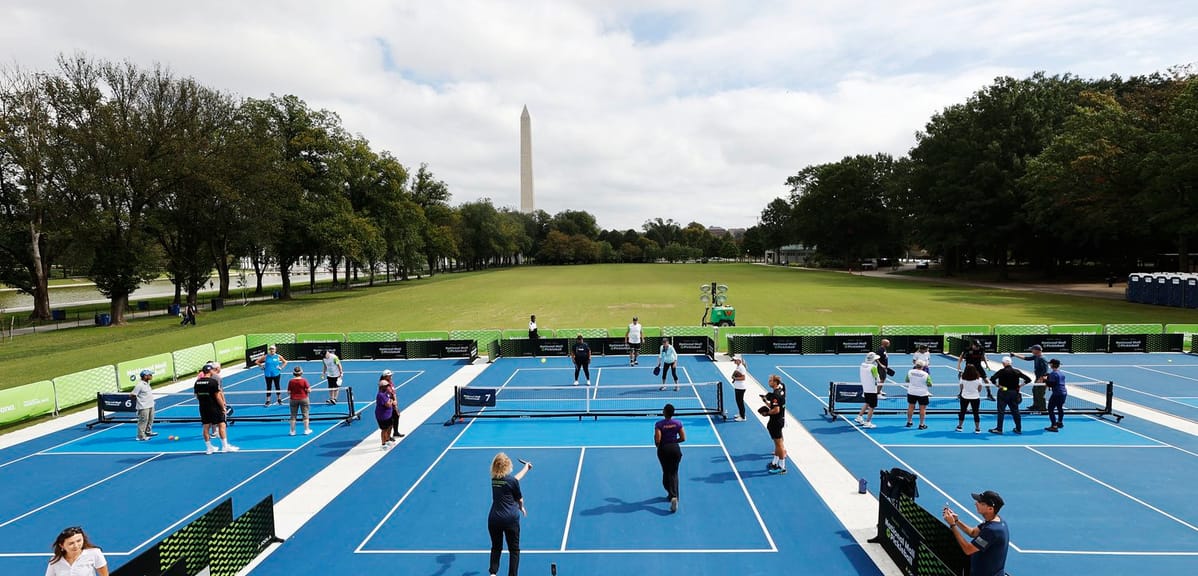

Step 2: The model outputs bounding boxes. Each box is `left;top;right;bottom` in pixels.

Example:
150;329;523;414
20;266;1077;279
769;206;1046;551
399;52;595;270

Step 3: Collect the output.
1185;276;1198;309
1168;276;1185;307
1139;274;1154;304
1154;275;1170;305
1127;273;1141;302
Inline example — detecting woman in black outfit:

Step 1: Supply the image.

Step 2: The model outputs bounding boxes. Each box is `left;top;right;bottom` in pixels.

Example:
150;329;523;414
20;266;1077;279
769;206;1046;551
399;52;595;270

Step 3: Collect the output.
654;403;687;513
488;452;532;576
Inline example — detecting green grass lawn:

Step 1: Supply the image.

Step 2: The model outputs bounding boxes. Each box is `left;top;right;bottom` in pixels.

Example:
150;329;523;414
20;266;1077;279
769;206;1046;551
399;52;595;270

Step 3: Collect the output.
3;263;1197;389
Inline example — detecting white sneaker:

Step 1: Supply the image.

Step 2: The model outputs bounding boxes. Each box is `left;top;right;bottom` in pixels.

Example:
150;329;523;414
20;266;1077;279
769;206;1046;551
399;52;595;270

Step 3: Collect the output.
733;416;745;422
573;380;579;386
863;422;877;429
205;444;215;455
222;444;240;453
854;416;865;424
586;380;591;386
304;429;313;435
289;431;296;436
381;443;390;451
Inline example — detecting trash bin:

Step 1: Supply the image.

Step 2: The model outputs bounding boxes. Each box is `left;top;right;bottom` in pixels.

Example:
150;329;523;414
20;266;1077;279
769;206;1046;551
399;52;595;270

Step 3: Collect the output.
272;290;281;299
95;313;111;326
51;310;66;321
168;303;180;316
137;300;150;311
211;298;224;311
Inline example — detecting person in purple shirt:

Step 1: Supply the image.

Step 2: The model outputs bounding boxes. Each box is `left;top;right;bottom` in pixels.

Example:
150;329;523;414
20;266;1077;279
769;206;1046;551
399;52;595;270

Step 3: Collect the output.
654;403;687;513
374;380;395;450
488;452;532;576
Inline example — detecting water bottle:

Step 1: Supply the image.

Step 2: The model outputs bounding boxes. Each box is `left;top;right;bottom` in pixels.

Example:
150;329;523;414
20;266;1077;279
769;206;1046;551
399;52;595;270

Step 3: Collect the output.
551;562;557;575
858;477;868;494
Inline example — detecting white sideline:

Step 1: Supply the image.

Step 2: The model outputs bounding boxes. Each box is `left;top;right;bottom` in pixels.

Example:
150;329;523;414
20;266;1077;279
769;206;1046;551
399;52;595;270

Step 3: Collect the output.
716;357;903;576
235;360;491;575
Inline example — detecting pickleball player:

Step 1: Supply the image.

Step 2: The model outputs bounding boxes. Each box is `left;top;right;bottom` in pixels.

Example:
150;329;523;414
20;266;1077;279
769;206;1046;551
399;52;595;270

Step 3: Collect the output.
194;362;238;455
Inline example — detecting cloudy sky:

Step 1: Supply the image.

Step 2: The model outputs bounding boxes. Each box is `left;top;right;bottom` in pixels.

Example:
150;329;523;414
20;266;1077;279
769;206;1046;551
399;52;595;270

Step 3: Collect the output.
3;1;1195;230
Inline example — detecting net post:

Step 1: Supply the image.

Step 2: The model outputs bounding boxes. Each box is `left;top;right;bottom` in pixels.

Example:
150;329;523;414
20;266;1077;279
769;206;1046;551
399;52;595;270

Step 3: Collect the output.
717;380;726;421
827;381;836;417
346;387;356;424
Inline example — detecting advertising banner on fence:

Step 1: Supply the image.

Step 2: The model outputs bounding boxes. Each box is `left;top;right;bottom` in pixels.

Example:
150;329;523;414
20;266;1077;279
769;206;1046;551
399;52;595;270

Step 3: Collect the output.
353;341;408;359
0;381;55;426
117;353;174;391
1108;334;1147;353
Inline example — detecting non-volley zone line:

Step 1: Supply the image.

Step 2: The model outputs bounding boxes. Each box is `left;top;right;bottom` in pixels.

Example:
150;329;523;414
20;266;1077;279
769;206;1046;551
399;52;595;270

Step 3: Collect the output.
774;365;1197;557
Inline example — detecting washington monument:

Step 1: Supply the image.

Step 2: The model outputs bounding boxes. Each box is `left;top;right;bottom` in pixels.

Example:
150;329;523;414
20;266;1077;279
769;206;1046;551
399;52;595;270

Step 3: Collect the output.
520;105;534;213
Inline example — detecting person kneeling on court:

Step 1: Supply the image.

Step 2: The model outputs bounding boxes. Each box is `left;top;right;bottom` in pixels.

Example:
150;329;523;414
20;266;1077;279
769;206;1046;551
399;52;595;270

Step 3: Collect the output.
943;490;1009;576
655;403;687;513
489;452;532;576
287;366;312;436
194;362;238;454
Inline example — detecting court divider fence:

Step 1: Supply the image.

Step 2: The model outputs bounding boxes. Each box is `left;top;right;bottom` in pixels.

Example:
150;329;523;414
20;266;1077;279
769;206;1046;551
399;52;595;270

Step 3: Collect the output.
3;322;1194;429
110;495;280;576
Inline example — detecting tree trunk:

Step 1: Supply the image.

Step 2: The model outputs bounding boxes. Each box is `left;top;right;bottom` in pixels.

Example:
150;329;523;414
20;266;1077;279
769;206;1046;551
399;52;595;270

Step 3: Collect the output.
280;261;292;299
109;292;129;326
345;258;351;288
252;253;266;294
28;223;52;321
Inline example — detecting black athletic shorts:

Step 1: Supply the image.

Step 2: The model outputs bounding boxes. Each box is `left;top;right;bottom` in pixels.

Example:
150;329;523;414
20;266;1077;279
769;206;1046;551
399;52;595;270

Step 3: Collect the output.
863;392;879;408
767;418;784;439
199;404;226;425
907;394;930;406
327;375;340;388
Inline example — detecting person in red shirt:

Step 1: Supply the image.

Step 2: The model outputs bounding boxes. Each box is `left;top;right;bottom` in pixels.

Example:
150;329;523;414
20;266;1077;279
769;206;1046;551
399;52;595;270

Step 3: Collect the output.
287;366;312;436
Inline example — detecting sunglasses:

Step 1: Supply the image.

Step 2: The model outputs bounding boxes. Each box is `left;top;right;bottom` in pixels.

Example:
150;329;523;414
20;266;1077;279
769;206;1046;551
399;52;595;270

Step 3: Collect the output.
59;526;84;537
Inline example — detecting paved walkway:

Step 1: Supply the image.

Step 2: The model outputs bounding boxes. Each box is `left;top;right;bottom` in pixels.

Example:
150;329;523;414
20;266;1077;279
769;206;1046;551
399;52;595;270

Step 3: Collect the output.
853;265;1126;300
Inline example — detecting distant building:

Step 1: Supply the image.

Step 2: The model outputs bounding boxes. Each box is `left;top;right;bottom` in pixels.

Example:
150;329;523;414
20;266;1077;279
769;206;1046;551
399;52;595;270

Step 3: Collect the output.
707;226;746;239
765;244;816;265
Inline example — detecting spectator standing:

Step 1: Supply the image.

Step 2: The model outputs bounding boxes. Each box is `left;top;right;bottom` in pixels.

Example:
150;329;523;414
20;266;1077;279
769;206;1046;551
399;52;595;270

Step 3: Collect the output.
527;315;539;351
46;526;108;576
905;360;933;430
988;357;1031;435
1045;359;1067;432
943;491;1010;576
256;345;288;406
130;370;157;441
1010;344;1049;412
571;334;592;386
380;369;404;440
488;453;532;576
875;339;894;386
287;366;312;436
912;344;931;369
730;356;749;421
957;339;994;400
321;349;343;405
626;316;643;366
374;380;395;450
855;352;881;429
763;375;788;474
194;362;238;454
957;365;984;433
654;403;686;513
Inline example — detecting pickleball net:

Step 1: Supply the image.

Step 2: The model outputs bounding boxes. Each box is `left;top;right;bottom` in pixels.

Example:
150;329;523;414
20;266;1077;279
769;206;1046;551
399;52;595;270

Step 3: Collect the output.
450;381;724;422
93;387;358;427
825;380;1122;421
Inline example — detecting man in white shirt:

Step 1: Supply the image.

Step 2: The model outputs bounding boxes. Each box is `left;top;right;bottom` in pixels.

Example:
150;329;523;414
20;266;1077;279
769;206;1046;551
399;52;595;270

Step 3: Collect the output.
912;344;931;368
855;352;882;429
321;350;343;404
626;316;643;366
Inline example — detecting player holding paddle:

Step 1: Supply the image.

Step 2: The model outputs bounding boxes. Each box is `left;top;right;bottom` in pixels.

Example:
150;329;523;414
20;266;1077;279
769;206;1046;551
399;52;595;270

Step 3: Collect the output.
488;453;532;576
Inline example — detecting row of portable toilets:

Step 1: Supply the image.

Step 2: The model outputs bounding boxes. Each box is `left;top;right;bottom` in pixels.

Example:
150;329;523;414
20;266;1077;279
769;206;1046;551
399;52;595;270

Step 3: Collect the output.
1127;273;1198;307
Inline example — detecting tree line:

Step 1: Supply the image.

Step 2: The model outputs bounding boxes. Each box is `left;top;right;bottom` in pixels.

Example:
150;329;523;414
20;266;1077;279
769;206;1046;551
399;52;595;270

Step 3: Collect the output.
0;54;756;324
755;69;1198;278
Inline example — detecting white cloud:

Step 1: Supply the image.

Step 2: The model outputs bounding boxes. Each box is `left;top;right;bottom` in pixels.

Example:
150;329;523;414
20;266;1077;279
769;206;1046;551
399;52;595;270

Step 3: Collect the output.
2;0;1195;230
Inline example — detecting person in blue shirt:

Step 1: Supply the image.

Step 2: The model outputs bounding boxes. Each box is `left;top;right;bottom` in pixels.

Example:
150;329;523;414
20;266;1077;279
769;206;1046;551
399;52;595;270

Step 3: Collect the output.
570;334;591;386
1045;358;1067;432
654;403;687;513
657;338;679;391
488;452;532;576
943;490;1009;576
255;344;289;406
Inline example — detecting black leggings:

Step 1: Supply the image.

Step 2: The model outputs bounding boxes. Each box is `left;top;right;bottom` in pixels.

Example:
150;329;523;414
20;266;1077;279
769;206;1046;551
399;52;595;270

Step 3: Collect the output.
488;520;520;576
957;397;980;425
265;375;281;395
657;442;682;499
574;361;590;382
1048;393;1066;427
661;362;678;383
734;388;747;418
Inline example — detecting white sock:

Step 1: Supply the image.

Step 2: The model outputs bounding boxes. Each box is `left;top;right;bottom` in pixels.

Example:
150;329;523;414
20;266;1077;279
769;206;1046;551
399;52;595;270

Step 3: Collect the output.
771;456;779;466
778;458;787;470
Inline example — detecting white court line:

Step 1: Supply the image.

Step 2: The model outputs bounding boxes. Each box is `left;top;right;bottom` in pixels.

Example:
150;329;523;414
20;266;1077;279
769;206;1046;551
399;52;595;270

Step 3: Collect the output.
1013;549;1198;556
1025;446;1198;533
34;449;292;455
358;547;776;554
559;447;587;551
448;444;722;450
683;366;779;552
1061;367;1198;436
1135;365;1198;383
0;453;164;529
879;444;1169;449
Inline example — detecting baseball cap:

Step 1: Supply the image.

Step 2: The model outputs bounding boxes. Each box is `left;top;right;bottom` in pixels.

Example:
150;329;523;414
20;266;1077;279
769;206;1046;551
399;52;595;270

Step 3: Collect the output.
971;490;1004;510
1049;358;1061;367
293;366;303;375
202;362;216;373
382;369;393;377
865;352;879;362
1028;344;1043;351
139;369;154;378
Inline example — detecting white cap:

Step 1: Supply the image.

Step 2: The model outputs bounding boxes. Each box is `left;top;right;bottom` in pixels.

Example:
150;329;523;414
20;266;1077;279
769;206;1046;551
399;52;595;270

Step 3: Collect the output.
865;352;879;363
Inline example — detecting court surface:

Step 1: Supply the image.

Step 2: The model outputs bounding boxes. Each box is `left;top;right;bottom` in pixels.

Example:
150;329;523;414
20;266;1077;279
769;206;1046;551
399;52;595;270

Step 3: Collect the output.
252;355;884;575
1036;352;1198;422
752;352;1198;575
0;358;467;576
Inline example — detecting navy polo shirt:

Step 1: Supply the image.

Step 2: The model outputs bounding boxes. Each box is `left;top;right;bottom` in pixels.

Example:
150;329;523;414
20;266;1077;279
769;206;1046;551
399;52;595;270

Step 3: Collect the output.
489;475;523;525
970;517;1010;576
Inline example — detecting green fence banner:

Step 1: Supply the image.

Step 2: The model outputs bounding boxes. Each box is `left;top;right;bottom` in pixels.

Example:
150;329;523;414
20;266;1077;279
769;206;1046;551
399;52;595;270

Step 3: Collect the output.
397;330;450;341
936;324;990;335
881;325;936;335
116;353;175;391
246;333;296;348
555;328;608;339
214;335;247;365
1105;323;1163;334
993;324;1049;335
827;325;880;336
450;329;503;352
606;326;663;338
296;332;344;343
347;331;398;342
1049;324;1103;334
173;343;216;377
1165;323;1198;335
53;365;118;411
718;326;771;352
662;326;716;339
0;381;55;425
771;326;826;336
